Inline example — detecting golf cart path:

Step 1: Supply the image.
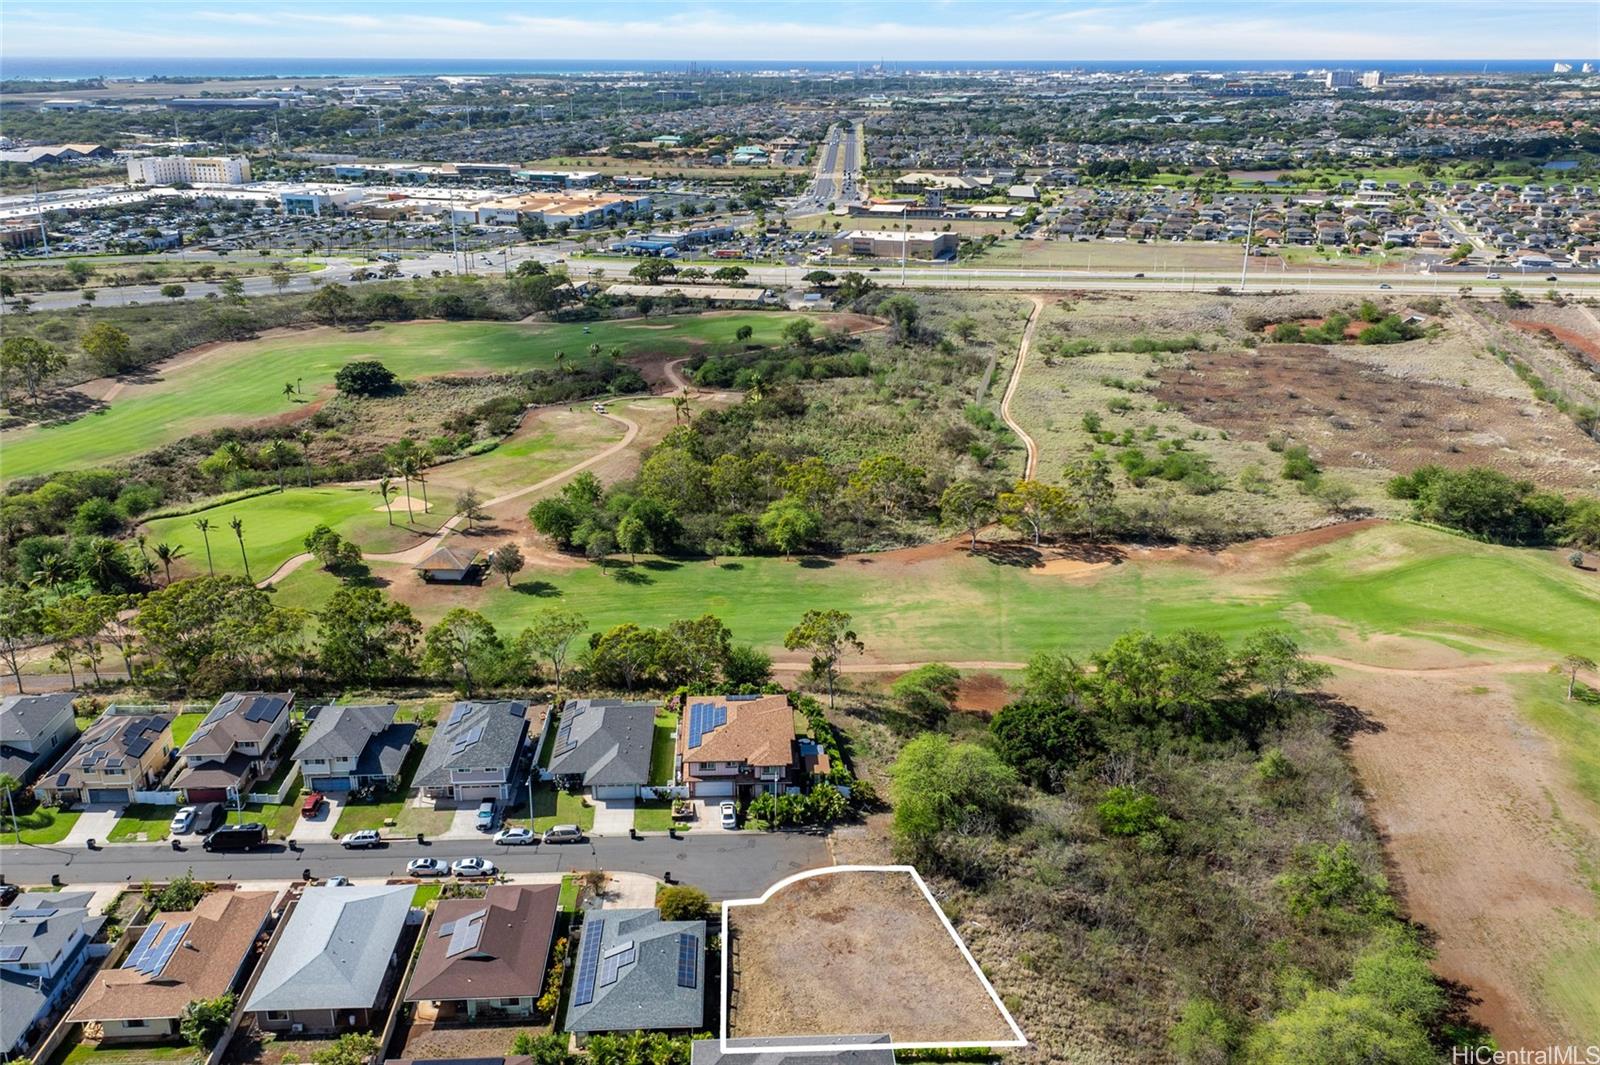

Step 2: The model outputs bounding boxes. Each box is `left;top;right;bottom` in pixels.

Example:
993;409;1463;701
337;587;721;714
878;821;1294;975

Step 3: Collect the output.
256;410;639;586
999;296;1046;480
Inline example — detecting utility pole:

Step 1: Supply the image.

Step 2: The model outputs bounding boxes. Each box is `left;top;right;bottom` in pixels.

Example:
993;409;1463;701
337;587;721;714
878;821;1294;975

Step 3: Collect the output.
1239;203;1256;292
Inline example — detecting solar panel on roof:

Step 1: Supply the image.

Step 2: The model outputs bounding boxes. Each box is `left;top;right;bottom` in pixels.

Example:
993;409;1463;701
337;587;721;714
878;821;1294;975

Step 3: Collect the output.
599;941;635;986
571;919;605;1007
445;908;489;958
137;921;190;976
676;932;698;988
123;922;165;970
447;705;469;728
125;735;151;758
0;946;25;963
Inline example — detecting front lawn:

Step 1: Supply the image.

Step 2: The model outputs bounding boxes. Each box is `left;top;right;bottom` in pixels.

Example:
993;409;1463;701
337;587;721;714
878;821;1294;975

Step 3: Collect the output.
1;806;80;845
331;730;451;837
532;787;595;832
229;802;299;840
108;804;176;842
649;712;677;786
558;875;579;913
412;883;442;908
633;799;690;833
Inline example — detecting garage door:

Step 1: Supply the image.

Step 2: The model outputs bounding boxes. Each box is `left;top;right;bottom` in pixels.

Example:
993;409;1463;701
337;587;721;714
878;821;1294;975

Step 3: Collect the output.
692;781;735;798
88;788;128;804
593;784;639;800
313;777;354;793
454;784;503;802
186;787;228;803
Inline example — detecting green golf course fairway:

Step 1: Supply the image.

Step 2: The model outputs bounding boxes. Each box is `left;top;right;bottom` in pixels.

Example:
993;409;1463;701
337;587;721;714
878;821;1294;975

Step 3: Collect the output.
1;312;812;480
272;522;1600;665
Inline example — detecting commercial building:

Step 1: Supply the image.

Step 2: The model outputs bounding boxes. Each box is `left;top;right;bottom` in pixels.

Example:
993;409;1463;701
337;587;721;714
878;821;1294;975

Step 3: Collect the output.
831;229;959;260
279;185;367;216
166;97;282;110
126;154;252;186
461;190;650;229
1325;70;1359;89
1361;70;1386;89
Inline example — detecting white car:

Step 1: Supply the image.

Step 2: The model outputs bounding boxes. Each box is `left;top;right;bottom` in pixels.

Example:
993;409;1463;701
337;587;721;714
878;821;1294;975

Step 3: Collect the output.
719;802;738;830
451;857;497;878
326;876;353;887
169;806;197;835
407;857;448;877
493;826;535;846
339;829;382;849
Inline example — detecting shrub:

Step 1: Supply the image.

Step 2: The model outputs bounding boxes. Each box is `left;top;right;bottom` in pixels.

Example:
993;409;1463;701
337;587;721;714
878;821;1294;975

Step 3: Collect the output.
333;359;396;396
1096;785;1172;839
656;884;712;922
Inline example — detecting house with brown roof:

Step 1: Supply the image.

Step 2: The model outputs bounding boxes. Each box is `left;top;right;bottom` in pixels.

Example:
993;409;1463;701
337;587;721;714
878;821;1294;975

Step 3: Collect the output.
35;710;175;806
414;545;481;583
404;884;560;1022
67;890;275;1043
676;695;801;801
173;692;293;803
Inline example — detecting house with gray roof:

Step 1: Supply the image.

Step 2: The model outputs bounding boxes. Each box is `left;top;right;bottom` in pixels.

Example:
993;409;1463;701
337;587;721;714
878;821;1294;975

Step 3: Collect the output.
562;908;706;1035
174;691;293;802
0;693;79;787
0;892;102;1059
547;699;657;800
411;701;536;804
294;704;416;794
243;884;415;1035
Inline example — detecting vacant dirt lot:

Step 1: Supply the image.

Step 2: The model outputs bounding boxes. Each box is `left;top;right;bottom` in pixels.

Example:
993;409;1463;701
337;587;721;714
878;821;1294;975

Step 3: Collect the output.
1332;663;1600;1049
728;869;1016;1044
1155;346;1600;490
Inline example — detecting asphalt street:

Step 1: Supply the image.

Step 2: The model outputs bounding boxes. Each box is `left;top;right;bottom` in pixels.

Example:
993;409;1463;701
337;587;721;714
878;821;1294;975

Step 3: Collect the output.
0;830;831;900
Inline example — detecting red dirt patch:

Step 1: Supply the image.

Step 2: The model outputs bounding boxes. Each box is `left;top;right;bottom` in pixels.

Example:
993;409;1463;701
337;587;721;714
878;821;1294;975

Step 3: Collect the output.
1509;318;1600;369
954;672;1011;715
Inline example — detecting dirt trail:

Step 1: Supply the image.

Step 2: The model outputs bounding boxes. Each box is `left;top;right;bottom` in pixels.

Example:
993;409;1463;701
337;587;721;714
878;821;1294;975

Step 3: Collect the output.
999;296;1046;480
256;410;639;585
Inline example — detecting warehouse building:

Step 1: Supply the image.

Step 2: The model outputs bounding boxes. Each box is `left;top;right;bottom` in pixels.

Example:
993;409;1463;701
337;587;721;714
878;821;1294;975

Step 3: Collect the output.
831;229;959;260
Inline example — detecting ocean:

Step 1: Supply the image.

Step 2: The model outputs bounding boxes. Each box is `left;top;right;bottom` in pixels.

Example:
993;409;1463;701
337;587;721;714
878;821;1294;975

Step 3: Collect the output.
2;56;1590;81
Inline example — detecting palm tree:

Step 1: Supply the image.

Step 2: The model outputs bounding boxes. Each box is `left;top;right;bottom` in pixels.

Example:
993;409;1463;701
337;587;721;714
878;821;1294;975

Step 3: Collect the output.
229;517;251;582
194;518;215;576
379;477;396;526
283;382;296;402
80;538;127;591
398;457;419;522
135;534;151;569
672;394;690;424
416;467;429;510
153;542;183;585
554;350;566;373
262;439;294;492
299;430;314;486
31;551;69;595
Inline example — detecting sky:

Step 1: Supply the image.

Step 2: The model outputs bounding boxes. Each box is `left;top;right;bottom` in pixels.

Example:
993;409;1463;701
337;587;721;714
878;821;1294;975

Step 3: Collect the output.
2;0;1596;63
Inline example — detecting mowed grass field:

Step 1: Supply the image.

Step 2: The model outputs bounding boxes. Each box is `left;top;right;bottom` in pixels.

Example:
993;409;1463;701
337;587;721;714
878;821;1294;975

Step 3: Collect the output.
1;312;811;480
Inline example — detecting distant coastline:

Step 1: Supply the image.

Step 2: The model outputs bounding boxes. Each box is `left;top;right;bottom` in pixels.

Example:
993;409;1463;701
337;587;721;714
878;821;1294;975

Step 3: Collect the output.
2;56;1591;80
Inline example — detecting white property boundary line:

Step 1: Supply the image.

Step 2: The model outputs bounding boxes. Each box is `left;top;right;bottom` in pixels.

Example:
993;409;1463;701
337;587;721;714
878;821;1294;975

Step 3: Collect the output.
718;864;1028;1056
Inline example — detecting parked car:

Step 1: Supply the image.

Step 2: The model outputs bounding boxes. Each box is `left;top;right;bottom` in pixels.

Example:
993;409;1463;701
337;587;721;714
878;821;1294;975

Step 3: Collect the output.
203;822;266;852
301;792;326;818
542;824;585;844
493;826;535;845
407;857;448;877
169;806;198;835
192;802;225;834
0;884;21;907
475;799;497;832
451;857;497;878
326;876;353;887
720;801;738;830
340;829;383;849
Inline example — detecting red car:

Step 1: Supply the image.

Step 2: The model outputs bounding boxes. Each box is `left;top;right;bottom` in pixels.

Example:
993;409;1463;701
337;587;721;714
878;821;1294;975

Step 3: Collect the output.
301;792;326;817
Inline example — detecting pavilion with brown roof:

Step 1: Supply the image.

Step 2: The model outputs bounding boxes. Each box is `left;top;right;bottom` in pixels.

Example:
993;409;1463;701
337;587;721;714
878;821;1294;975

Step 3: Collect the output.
404;884;560;1022
676;695;802;801
67;890;276;1044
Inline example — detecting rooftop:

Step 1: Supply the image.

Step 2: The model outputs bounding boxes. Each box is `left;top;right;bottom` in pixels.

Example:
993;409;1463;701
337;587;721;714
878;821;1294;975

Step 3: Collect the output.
547;699;657;788
243;885;414;1013
405;884;559;1003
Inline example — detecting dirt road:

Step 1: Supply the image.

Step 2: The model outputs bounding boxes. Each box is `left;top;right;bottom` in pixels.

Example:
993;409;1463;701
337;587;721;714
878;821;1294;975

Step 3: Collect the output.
999;296;1046;480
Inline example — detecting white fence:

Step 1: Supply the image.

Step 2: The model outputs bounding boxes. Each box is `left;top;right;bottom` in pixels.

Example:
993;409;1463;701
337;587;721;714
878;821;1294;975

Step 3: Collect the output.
131;789;180;805
246;769;300;806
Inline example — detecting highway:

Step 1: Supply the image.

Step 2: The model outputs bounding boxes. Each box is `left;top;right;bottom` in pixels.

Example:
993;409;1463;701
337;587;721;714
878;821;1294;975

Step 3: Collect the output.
0;829;830;900
792;122;864;215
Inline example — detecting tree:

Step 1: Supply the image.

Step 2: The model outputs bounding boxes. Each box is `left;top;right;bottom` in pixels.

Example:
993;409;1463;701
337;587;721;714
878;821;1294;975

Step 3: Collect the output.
153;542;184;585
180;993;235;1049
630;257;676;283
159;283;186;301
268;263;293;294
1562;654;1596;700
583;622;662;691
660;615;734;688
615;515;651;563
311;1033;382;1065
308;282;356;324
491;542;525;586
516;606;588;693
889;734;1017;859
0;587;45;694
510;1032;572;1065
735;324;754;343
456;488;487;531
80;322;133;375
133;576;280;687
656;884;712;922
878;293;921;341
712;265;748;282
229;517;250;582
997;479;1070;545
193;518;215;576
891;663;962;727
218;276;246;304
1065;455;1117;539
783;609;863;708
334;360;396;396
760;498;821;558
0;336;67;405
782;317;815;348
317;586;421;684
421;609;502;695
803;269;836;287
261;439;296;491
378;476;396;526
1239;629;1331;708
939;480;994;548
1245;990;1433;1065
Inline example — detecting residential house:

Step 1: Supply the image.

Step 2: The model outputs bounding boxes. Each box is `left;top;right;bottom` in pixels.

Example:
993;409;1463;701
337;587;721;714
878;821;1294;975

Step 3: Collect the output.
35;710;175;806
411;701;535;804
67;891;275;1043
0;893;103;1059
173;692;293;803
294;704;416;794
243;885;415;1034
691;1035;898;1065
547;699;657;800
562;908;706;1035
0;693;80;788
404;885;560;1021
676;695;801;802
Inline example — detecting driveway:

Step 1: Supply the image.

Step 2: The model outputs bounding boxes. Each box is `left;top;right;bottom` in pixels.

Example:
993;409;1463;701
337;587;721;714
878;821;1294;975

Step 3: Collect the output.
63;805;124;848
590;795;635;836
442;806;484;840
292;797;342;843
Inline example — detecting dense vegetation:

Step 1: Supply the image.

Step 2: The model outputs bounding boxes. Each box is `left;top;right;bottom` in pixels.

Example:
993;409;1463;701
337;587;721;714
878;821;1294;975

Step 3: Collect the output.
1388;464;1599;548
888;628;1485;1063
